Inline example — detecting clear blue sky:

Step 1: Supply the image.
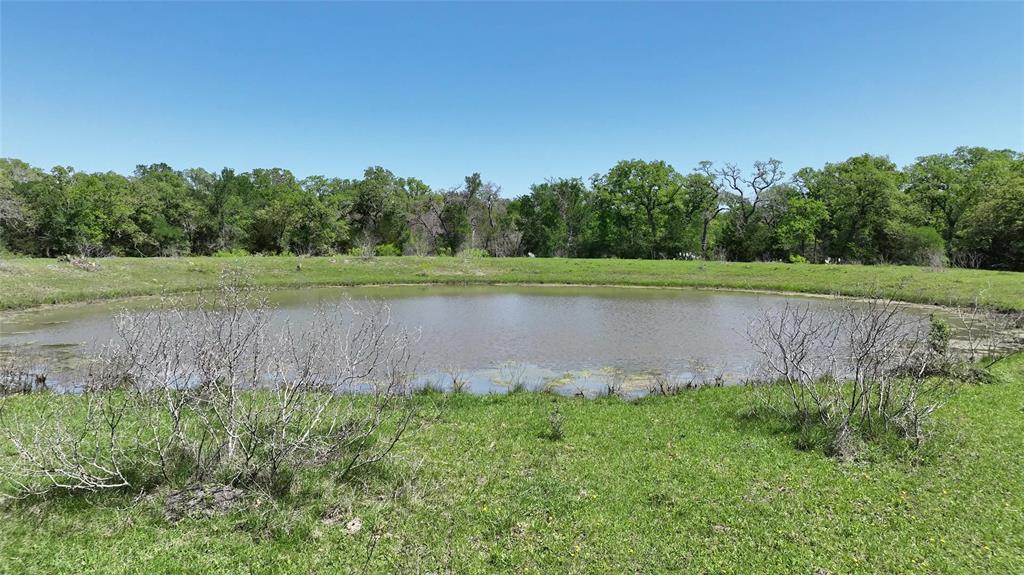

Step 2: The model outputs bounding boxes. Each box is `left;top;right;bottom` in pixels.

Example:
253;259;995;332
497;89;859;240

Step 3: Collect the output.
2;1;1022;196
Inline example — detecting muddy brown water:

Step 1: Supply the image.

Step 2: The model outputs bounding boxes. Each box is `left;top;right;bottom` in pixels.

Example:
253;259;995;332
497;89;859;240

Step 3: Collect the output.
0;285;942;397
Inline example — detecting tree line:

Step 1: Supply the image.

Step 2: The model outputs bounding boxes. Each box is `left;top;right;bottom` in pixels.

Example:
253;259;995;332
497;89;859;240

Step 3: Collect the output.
1;146;1021;270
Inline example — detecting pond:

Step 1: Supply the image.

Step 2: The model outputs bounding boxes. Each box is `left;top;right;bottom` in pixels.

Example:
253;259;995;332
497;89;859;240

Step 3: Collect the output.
1;285;940;397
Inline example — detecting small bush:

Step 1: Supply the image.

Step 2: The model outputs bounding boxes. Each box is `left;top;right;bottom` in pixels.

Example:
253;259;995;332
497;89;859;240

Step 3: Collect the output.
416;379;445;395
0;276;418;498
0;349;47;395
457;248;489;259
788;254;808;264
212;248;250;257
444;366;468;394
928;314;952;356
347;245;374;258
747;296;959;458
496;362;530;393
376;243;401;257
887;223;946;266
648;373;682;396
542;402;564;441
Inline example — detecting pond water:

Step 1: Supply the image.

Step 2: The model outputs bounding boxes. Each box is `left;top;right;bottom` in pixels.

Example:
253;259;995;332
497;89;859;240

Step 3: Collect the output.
1;285;938;397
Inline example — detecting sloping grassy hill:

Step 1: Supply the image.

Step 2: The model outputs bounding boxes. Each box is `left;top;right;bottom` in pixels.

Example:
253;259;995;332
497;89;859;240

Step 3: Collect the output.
2;256;1022;311
2;356;1022;574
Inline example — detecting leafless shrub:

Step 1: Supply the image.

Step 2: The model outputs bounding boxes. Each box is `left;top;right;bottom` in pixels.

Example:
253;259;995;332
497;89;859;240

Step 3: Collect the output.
602;382;621;398
0;279;418;498
951;251;984;269
73;242;109;259
950;296;1024;368
443;365;468;394
702;374;726;389
0;349;47;396
357;235;377;260
600;370;626;398
685;375;707;390
747;297;956;458
496;361;529;393
57;254;101;272
648;372;683;396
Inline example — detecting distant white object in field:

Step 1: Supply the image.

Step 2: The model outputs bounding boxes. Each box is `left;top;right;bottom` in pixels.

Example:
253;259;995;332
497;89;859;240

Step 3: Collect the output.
527;252;535;258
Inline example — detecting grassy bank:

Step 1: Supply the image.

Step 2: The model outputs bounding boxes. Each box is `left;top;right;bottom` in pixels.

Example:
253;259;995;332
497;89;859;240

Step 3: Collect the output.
1;256;1022;311
1;356;1022;574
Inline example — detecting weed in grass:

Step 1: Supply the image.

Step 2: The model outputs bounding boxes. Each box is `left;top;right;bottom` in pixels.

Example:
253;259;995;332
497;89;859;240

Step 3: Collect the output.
541;402;565;441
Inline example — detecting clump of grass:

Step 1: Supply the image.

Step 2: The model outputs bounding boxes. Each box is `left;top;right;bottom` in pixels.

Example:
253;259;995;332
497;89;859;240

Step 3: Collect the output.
416;379;445;395
541;402;564;441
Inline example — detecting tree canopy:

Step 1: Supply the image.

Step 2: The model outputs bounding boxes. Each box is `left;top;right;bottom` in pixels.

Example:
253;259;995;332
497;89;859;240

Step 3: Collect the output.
1;146;1021;270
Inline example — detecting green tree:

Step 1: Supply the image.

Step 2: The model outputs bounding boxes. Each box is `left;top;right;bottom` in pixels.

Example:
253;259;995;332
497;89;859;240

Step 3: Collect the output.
680;170;725;260
515;178;592;257
350;167;411;249
796;154;904;263
595;160;683;258
133;163;203;255
699;159;785;261
438;194;471;253
958;156;1024;269
776;195;829;260
0;159;43;253
193;168;251;253
905;147;1022;265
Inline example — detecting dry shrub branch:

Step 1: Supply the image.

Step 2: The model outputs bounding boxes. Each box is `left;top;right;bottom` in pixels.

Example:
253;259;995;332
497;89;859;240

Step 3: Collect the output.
0;278;417;498
747;297;959;458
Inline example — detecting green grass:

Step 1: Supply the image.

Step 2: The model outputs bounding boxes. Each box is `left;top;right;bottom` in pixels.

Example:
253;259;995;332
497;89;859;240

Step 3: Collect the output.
2;255;1022;311
2;356;1022;574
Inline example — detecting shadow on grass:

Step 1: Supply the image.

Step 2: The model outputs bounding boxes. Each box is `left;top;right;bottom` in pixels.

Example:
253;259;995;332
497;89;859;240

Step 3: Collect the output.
1;442;417;533
731;403;954;465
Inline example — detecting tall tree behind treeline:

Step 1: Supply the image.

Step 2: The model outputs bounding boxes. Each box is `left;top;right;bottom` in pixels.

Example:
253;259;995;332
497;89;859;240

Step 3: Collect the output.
1;146;1021;270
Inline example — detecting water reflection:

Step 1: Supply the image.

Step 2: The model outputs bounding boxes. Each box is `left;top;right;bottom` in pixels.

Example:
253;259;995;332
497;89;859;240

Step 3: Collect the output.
1;285;938;396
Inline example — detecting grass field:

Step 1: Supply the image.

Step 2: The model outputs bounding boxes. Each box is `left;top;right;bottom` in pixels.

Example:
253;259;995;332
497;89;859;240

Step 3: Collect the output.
1;355;1021;574
2;256;1022;573
1;255;1022;311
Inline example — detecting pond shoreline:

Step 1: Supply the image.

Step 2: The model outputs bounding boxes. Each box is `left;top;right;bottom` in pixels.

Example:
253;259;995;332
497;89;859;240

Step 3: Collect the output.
0;279;992;321
4;357;1024;573
2;256;1022;313
5;283;1012;398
